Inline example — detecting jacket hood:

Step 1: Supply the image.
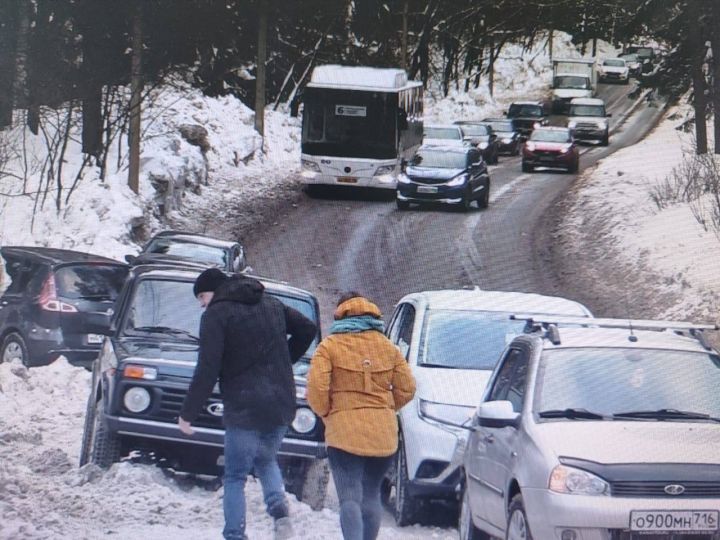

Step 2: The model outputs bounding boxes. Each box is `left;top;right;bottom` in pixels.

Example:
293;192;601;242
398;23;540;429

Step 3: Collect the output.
211;275;264;305
334;297;382;320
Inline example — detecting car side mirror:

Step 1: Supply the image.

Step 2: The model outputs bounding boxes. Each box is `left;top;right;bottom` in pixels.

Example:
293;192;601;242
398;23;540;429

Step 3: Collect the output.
125;254;137;264
400;158;408;172
471;161;483;168
474;400;520;429
606;113;612;117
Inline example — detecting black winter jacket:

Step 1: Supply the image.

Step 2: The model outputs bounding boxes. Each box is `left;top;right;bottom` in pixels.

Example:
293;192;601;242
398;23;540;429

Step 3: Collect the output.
180;275;317;429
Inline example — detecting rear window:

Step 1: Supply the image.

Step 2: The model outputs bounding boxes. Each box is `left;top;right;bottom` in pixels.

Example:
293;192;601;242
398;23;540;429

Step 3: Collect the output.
145;238;228;267
55;264;128;300
508;104;543;118
603;59;625;67
458;124;489;137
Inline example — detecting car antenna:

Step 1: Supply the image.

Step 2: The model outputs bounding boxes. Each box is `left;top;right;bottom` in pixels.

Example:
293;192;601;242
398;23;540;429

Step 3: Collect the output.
624;293;638;342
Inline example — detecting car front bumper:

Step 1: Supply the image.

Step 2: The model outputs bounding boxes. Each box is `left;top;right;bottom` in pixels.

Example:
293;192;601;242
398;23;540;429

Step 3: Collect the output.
523;487;720;540
572;128;608;142
523;153;575;169
397;183;471;205
108;415;327;459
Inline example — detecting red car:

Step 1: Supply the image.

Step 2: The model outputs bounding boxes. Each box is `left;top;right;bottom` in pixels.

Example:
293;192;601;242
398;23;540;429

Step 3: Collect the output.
521;126;579;173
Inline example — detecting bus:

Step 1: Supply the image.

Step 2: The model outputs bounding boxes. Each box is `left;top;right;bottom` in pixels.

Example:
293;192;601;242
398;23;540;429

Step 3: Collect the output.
300;65;423;190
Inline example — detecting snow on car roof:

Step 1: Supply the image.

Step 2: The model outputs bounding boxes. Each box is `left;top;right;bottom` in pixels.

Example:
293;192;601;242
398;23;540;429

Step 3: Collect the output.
308;65;422;92
542;327;713;353
569;98;605;105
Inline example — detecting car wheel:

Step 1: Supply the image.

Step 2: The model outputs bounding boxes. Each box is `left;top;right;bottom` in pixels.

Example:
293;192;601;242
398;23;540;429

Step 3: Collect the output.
513;142;520;156
459;486;490;540
601;133;609;146
492;148;499;165
477;182;490;209
396;199;410;211
506;495;534;540
282;457;329;511
460;190;472;212
79;388;98;467
1;332;29;366
90;398;122;469
393;437;420;526
521;162;533;173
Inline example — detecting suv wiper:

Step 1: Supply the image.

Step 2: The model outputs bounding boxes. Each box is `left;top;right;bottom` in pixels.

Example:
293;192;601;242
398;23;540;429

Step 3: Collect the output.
131;326;199;342
613;409;720;423
538;408;608;420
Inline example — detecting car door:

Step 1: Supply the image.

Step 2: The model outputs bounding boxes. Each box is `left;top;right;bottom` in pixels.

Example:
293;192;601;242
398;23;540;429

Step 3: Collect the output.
465;347;527;527
466;149;481;195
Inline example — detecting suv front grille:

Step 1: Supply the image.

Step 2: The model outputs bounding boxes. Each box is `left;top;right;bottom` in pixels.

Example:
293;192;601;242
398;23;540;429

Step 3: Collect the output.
158;386;223;429
612;481;720;498
576;122;601;130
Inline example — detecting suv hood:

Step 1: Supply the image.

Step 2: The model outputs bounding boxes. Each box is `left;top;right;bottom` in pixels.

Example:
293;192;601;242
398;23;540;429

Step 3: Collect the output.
569;115;607;125
415;366;492;407
115;337;199;364
534;421;720;464
406;167;465;182
601;66;628;74
553;88;592;99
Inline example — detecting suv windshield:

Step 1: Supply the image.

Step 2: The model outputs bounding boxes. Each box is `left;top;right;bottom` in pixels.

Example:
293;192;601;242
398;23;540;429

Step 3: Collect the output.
55;264;128;300
535;348;720;419
484;121;514;133
553;76;590;90
508;104;543;118
603;59;625;67
458;124;489;137
122;278;319;356
145;239;227;267
418;310;526;369
424;127;461;140
568;105;605;117
411;150;467;169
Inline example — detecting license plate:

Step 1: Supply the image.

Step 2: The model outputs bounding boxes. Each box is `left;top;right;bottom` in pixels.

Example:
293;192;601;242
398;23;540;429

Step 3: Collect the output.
417;186;438;194
630;510;719;532
337;176;357;184
87;333;104;344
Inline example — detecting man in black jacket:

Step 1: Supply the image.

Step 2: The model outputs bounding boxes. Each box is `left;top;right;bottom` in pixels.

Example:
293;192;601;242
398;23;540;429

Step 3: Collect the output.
178;268;317;540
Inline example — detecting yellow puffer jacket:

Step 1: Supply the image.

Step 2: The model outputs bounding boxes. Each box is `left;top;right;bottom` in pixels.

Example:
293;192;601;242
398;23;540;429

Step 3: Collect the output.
307;297;416;457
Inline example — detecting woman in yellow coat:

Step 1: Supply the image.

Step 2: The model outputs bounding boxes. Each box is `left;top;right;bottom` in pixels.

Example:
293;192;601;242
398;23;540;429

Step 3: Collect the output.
307;292;416;540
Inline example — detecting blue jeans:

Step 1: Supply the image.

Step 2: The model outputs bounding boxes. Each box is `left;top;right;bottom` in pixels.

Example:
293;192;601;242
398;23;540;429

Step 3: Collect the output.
223;425;289;540
327;447;394;540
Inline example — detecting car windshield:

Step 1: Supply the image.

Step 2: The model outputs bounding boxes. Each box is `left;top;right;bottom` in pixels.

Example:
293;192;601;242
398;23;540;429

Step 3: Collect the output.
410;150;467;169
508;104;543;117
568;105;605;117
603;59;625;67
485;121;514;133
530;130;571;143
418;310;526;370
535;348;720;419
424;127;461;140
122;279;320;358
553;75;590;90
458;124;489;137
55;264;128;300
145;238;228;267
621;54;639;62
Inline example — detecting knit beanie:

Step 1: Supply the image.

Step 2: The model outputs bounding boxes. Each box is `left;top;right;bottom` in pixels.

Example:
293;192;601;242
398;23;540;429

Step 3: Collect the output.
193;268;228;297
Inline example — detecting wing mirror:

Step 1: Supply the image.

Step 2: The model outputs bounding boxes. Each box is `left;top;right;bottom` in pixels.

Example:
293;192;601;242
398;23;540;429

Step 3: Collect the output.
606;113;613;117
124;254;137;264
473;400;520;429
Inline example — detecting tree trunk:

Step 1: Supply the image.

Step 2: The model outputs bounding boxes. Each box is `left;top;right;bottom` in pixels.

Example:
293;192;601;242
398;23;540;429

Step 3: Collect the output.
0;2;18;127
254;0;268;139
128;3;143;194
548;29;554;59
401;0;409;71
689;0;708;154
592;37;597;57
13;0;30;110
711;1;720;154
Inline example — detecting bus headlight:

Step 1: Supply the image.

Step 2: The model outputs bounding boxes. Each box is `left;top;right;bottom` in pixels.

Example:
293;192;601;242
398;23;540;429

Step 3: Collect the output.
124;387;151;413
292;407;317;434
375;165;395;176
301;159;321;173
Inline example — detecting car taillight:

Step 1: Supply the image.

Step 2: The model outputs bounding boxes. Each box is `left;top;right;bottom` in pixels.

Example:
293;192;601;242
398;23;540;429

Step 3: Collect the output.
37;274;77;313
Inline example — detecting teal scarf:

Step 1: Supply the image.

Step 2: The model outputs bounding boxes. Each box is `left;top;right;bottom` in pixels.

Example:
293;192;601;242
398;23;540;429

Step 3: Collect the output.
330;315;385;334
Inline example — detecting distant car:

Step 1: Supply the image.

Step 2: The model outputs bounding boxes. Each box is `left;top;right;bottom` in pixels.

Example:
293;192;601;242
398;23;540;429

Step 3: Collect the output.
396;145;490;211
422;124;465;147
382;289;592;526
454;122;499;164
460;316;720;540
480;118;521;155
625;45;656;73
505;101;549;139
567;97;611;145
0;246;129;367
127;231;248;273
598;58;630;84
80;264;329;510
619;53;642;77
522;126;579;173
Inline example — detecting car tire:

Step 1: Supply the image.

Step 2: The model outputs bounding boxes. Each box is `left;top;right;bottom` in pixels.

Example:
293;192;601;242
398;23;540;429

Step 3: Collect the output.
506;494;534;540
522;162;533;173
1;332;29;366
513;143;520;156
459;486;491;540
477;182;490;209
90;398;122;469
79;388;98;467
460;191;472;212
396;199;410;211
283;457;329;511
393;437;420;526
601;133;609;146
491;148;499;165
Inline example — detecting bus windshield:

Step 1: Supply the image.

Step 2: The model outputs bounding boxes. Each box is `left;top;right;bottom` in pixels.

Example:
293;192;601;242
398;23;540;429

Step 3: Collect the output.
301;88;398;159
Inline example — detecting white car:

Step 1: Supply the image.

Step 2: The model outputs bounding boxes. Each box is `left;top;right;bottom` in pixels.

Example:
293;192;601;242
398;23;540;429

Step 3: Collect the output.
598;58;630;84
567;97;611;146
381;289;592;526
423;124;466;147
460;316;720;540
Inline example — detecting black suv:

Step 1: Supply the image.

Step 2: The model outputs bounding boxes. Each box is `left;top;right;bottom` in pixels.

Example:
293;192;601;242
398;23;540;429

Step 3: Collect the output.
0;247;129;367
79;265;328;509
505;101;550;138
126;231;248;273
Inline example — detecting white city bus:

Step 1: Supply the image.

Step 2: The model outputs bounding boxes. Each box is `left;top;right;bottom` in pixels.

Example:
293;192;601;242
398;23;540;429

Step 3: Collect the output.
300;65;423;190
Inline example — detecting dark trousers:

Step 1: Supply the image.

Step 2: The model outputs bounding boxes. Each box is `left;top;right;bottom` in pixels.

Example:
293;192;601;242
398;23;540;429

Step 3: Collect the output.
327;446;394;540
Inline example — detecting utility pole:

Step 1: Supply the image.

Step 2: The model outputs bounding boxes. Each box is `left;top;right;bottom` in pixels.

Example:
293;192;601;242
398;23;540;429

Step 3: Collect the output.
401;0;409;71
254;0;268;141
128;2;142;194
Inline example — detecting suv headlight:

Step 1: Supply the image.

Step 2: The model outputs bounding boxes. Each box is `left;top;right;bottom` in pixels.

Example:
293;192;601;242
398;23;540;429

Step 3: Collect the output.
397;173;412;184
595;121;608;130
292;407;317;433
567;121;578;129
124;386;151;413
549;465;609;496
502;137;512;144
418;399;475;426
375;165;395;176
301;159;321;173
478;142;489;150
447;174;469;187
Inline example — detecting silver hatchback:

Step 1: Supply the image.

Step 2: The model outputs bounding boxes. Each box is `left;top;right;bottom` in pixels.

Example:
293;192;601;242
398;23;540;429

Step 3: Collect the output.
460;316;720;540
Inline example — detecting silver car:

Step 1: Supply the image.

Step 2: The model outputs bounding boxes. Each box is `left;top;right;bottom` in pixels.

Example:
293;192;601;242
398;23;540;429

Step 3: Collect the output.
380;289;591;526
460;316;720;540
